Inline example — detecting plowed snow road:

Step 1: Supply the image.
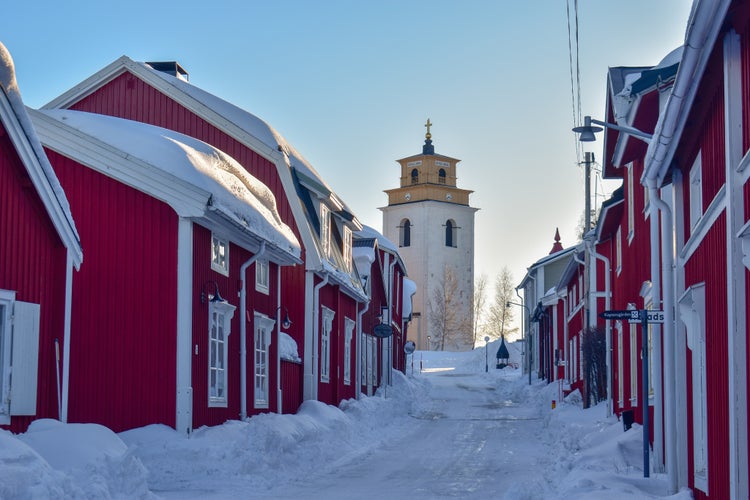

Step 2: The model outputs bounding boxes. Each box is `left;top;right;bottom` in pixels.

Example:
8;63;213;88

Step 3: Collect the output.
265;367;551;499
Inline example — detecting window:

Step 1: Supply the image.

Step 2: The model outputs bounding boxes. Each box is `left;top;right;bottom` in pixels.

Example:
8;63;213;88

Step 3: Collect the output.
445;220;457;247
616;227;622;275
208;300;236;407
0;290;41;424
617;321;624;405
343;226;352;272
689;154;703;229
438;168;446;184
320;306;334;382
320;204;331;258
629;322;638;405
255;259;269;294
679;283;708;493
254;313;275;408
411;168;419;184
400;219;411;247
211;234;229;275
627;163;635;242
343;318;355;385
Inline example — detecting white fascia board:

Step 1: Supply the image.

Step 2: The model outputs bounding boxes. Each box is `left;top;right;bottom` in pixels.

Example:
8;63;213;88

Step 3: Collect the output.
29;109;208;218
0;97;83;267
612;94;644;168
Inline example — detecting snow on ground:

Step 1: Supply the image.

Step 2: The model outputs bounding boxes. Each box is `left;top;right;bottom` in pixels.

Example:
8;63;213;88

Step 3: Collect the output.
1;340;693;499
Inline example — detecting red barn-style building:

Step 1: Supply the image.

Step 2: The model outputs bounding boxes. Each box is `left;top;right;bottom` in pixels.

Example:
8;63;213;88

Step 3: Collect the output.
0;44;83;434
42;57;370;408
30;108;301;434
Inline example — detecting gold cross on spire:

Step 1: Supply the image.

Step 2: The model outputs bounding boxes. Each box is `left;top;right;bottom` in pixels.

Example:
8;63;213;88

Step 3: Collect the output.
425;118;432;140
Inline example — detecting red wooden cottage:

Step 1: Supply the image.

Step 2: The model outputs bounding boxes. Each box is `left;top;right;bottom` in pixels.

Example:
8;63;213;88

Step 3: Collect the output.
29;108;301;434
0;43;83;433
638;0;750;496
41;57;370;408
354;225;411;395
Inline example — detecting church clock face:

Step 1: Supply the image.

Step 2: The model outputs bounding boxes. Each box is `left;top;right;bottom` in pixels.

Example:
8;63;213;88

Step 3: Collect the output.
405;193;411;201
446;193;453;200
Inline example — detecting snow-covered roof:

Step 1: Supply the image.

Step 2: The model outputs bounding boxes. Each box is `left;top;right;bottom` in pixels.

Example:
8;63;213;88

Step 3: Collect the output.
0;43;82;268
31;109;300;263
356;225;399;254
402;278;417;319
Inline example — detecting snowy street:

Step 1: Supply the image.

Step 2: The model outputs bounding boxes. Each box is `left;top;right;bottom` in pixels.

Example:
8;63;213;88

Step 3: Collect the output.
1;342;691;499
268;366;548;499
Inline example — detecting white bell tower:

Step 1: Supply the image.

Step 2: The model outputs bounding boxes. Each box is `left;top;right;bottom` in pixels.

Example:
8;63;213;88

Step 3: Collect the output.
380;120;477;351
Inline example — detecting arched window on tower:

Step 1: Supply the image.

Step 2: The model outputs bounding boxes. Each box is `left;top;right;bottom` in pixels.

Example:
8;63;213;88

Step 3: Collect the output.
438;168;446;184
400;219;411;247
445;219;457;248
411;168;419;184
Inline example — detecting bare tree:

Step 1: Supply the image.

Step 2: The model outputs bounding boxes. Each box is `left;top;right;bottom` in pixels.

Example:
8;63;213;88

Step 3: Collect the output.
582;326;607;408
472;274;488;348
485;267;519;341
429;266;472;350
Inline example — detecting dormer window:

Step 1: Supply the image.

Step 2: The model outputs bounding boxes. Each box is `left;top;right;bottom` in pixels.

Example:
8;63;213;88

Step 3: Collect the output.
320;204;331;257
411;168;419;184
211;234;229;276
343;226;352;271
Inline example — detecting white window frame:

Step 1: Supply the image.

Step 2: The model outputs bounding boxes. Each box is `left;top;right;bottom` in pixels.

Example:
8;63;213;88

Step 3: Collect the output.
627;163;635;242
208;300;236;407
616;321;624;406
211;234;229;276
370;335;378;386
255;259;270;295
320;204;331;258
343;226;352;272
320;306;334;383
253;313;275;409
343;317;355;385
616;227;623;275
0;290;41;424
679;283;708;493
689;154;703;230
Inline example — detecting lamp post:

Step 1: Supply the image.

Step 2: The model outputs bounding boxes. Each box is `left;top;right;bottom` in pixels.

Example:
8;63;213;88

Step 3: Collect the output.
427;335;431;351
484;336;490;372
506;300;531;385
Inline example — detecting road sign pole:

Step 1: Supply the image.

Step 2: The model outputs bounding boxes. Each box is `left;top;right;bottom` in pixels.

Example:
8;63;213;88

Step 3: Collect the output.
641;309;650;478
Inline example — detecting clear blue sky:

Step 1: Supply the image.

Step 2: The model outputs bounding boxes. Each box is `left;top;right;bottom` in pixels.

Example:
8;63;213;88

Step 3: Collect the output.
3;0;693;313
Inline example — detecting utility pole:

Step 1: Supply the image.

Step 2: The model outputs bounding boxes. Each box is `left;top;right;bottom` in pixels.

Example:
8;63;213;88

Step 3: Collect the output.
582;152;594;330
584;152;593;233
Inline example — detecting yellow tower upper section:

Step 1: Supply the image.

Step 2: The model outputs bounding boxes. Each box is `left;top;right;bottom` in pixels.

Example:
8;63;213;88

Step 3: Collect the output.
384;119;473;206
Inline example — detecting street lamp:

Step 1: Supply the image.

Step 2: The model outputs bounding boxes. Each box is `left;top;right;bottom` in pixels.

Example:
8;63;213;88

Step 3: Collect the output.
484;336;490;372
572;115;652;143
506;300;531;385
427;335;431;351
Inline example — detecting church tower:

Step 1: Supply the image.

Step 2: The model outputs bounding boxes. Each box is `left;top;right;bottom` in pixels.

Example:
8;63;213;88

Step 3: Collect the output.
380;120;478;351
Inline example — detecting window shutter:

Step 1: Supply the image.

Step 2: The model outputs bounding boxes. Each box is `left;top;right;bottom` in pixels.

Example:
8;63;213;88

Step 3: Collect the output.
10;301;40;415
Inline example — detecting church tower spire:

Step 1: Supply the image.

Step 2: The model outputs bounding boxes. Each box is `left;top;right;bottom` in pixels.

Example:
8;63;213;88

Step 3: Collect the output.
380;121;478;351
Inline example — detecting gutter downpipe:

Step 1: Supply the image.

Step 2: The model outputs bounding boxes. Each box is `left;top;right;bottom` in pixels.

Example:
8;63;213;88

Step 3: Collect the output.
312;273;329;401
387;257;397;385
356;298;370;399
239;241;266;420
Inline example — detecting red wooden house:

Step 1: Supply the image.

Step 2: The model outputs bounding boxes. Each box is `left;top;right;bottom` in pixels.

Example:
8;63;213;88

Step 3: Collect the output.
354;225;411;395
0;44;83;434
29;108;301;434
639;0;750;496
41;57;369;409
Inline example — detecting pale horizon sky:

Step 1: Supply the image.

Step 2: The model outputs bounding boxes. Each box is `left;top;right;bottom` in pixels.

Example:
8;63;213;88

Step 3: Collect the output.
2;1;693;324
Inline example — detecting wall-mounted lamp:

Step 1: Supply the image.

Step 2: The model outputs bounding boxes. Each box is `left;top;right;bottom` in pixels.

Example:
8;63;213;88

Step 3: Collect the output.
201;281;226;304
572;115;652;143
276;306;292;330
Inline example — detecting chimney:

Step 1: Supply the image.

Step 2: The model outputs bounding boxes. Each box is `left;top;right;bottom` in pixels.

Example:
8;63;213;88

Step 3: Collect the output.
145;61;189;82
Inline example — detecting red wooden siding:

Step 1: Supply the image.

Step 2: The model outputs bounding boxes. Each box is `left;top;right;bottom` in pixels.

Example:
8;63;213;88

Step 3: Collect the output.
683;213;728;500
47;149;179;433
0;126;69;434
281;360;302;414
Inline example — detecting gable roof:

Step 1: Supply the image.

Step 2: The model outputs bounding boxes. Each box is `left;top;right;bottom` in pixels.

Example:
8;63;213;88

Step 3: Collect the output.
30;108;301;264
43;55;364;298
0;43;82;269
